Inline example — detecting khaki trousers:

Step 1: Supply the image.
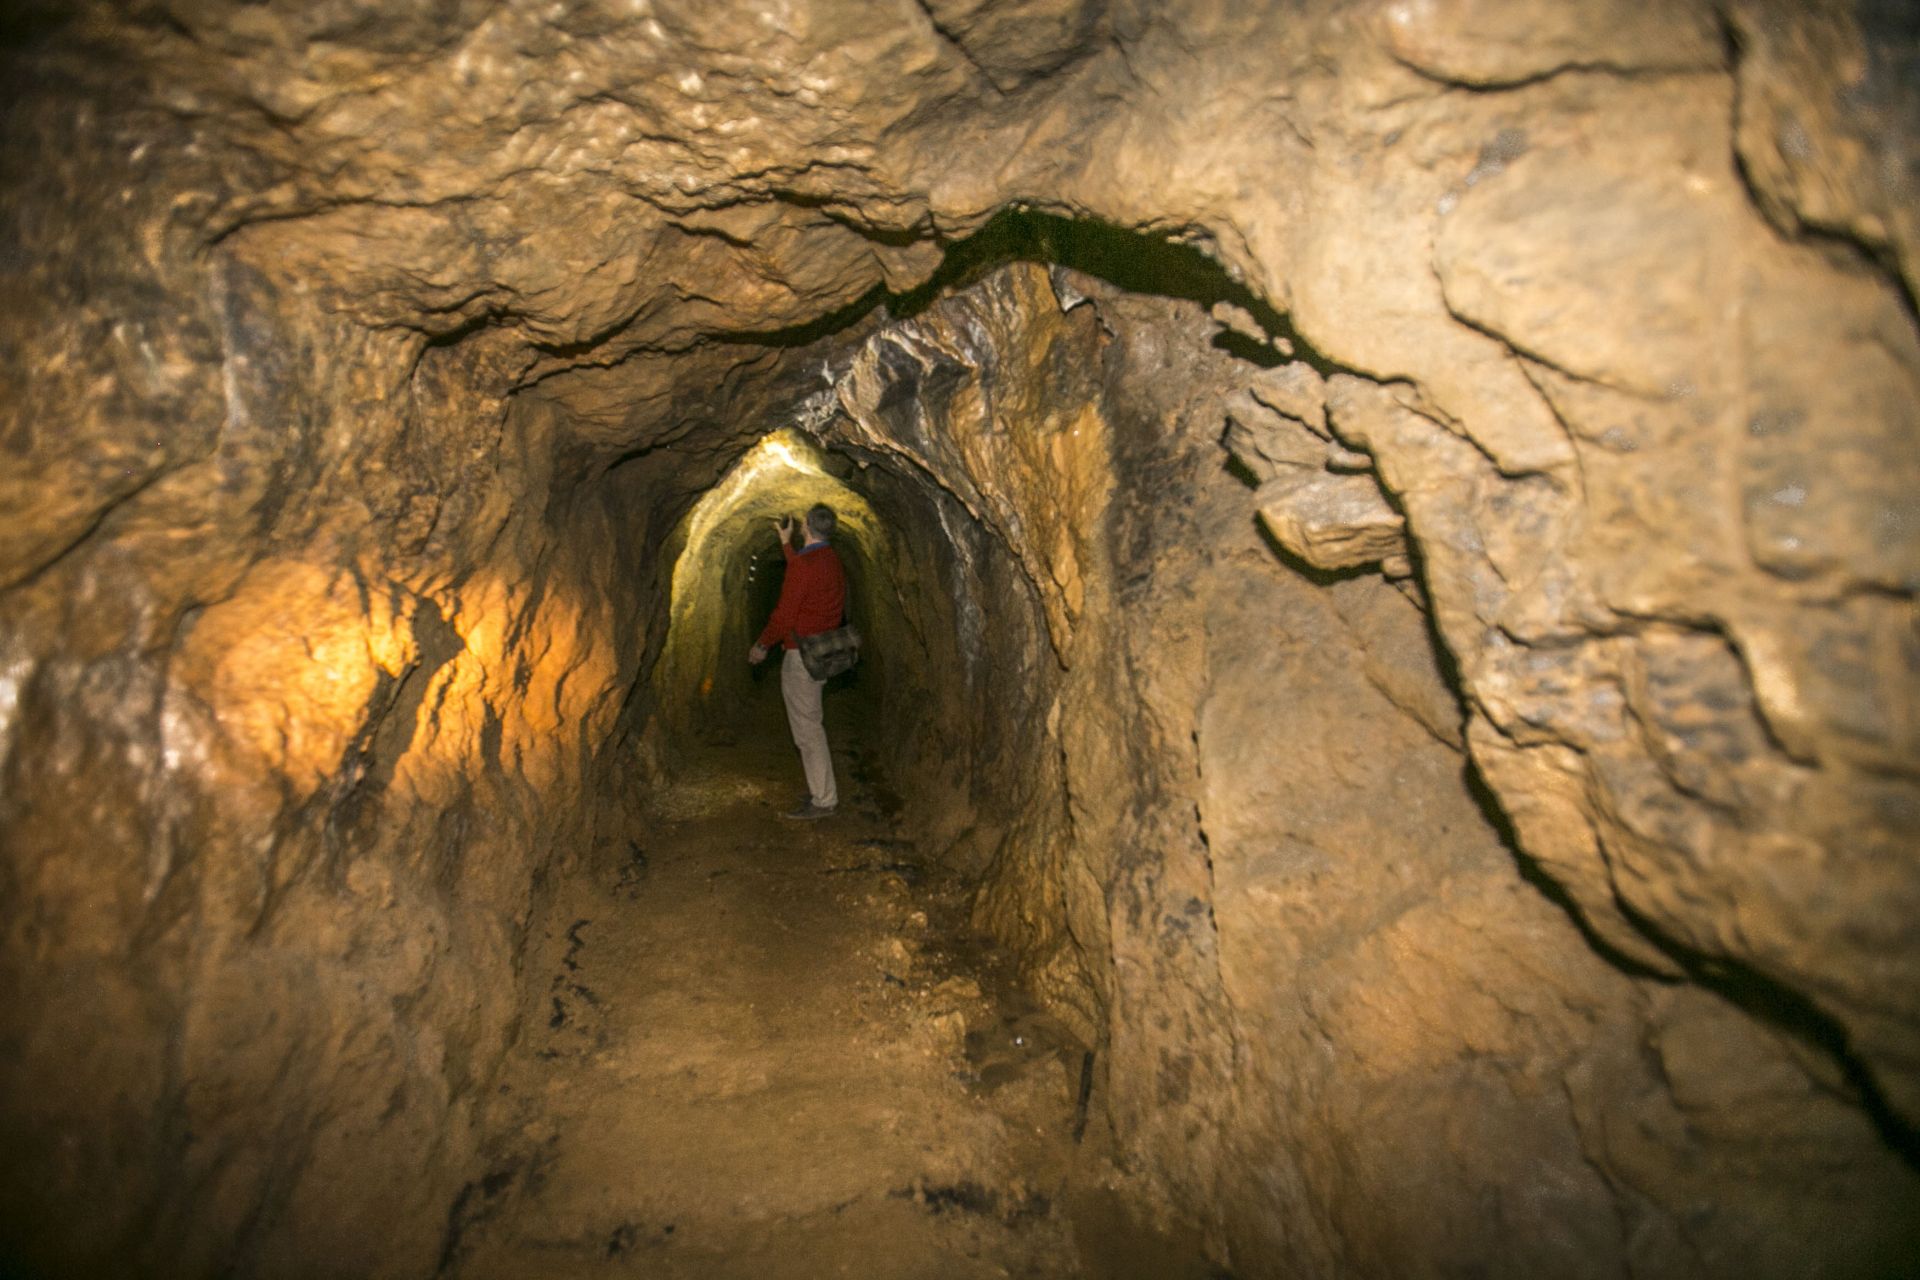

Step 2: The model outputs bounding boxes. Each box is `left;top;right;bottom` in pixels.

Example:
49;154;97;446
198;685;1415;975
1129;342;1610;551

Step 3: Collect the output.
781;648;837;808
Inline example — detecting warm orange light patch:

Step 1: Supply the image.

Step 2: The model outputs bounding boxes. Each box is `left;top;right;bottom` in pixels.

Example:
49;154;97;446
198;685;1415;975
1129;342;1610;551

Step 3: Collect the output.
381;571;619;801
170;554;626;817
174;559;415;796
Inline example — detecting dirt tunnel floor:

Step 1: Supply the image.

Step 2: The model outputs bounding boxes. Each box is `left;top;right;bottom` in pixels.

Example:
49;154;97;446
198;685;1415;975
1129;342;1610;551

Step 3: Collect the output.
442;694;1100;1279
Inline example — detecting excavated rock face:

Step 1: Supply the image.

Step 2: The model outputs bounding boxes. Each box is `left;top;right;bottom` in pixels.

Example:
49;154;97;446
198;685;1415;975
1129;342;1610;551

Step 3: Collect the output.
2;1;1916;1277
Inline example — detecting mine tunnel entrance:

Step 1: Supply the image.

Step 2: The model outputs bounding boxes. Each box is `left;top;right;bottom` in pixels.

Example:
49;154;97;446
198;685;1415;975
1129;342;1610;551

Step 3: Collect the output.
460;427;1120;1274
443;225;1335;1276
645;426;974;829
654;432;891;755
439;208;1920;1277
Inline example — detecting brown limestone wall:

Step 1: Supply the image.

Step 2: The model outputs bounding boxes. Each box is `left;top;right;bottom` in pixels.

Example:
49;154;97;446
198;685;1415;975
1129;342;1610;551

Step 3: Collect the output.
903;1;1920;1154
0;70;674;1274
833;264;1112;1035
842;459;1065;862
826;262;1920;1274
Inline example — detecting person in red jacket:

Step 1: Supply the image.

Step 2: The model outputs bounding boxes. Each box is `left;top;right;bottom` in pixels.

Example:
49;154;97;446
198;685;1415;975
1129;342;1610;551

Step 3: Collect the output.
748;503;848;819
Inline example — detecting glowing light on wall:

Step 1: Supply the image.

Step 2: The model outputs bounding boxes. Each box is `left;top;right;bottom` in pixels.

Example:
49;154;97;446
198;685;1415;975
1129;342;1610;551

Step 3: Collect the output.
674;429;829;572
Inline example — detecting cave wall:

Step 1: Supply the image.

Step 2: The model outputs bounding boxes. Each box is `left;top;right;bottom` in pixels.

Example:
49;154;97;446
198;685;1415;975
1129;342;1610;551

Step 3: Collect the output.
3;0;1918;1276
837;272;1147;1033
1091;286;1920;1276
0;98;673;1271
830;263;1920;1274
846;458;1068;859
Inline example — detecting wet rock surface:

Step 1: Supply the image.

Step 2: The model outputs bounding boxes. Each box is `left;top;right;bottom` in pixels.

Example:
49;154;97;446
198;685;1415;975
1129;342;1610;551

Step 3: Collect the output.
2;1;1917;1277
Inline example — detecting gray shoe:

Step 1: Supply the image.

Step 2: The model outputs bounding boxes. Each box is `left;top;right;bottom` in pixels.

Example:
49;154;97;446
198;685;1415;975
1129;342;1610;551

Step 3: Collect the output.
782;801;836;821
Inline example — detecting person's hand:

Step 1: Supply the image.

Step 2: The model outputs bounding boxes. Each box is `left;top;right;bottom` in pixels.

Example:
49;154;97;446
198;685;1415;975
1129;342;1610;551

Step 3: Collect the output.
748;643;769;664
776;515;794;541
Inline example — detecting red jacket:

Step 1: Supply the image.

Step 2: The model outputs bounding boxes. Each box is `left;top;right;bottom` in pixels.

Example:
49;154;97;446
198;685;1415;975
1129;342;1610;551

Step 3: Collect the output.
758;541;847;650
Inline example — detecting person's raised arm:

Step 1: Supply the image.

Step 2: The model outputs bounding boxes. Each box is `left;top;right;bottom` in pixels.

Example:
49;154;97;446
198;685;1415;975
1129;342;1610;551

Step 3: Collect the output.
750;515;800;661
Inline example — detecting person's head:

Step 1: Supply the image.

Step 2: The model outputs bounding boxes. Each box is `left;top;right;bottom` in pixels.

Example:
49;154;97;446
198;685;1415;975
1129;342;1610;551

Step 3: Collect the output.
805;503;836;542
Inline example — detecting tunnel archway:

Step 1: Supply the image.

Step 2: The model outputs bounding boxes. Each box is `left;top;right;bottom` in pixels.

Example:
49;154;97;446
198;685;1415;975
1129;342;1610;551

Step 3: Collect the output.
652;430;892;746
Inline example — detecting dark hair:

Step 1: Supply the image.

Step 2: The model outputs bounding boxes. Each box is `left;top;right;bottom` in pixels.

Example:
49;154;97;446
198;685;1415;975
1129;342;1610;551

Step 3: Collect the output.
806;504;836;539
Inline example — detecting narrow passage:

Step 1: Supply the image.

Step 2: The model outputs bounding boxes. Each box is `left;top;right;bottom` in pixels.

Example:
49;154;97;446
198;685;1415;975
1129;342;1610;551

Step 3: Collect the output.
443;698;1087;1279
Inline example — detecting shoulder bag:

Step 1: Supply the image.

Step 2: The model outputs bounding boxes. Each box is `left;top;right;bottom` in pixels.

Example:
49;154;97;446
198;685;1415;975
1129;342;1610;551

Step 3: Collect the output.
793;619;861;680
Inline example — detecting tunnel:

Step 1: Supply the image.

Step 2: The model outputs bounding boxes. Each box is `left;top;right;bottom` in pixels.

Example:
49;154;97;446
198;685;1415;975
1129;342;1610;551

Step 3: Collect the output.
3;2;1919;1277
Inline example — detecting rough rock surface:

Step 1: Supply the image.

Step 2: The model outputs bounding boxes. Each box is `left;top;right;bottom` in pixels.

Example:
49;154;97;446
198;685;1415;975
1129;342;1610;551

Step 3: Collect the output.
852;268;1920;1276
2;1;1917;1277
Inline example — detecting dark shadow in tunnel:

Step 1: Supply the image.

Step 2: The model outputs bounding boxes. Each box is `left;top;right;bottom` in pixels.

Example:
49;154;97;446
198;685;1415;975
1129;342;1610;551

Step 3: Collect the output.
0;0;72;48
720;282;892;352
1625;900;1920;1172
712;208;1336;375
890;209;1332;371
